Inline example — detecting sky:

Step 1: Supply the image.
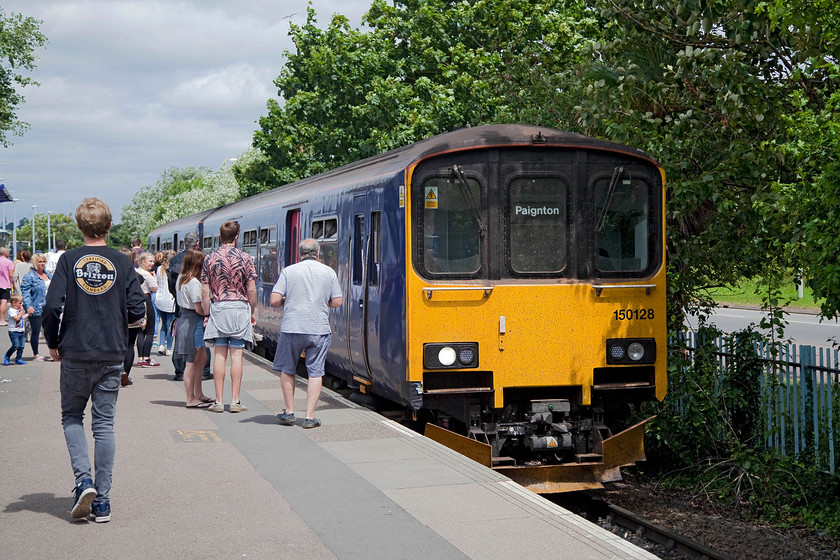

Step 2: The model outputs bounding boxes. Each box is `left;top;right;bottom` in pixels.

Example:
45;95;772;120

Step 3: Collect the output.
0;0;370;226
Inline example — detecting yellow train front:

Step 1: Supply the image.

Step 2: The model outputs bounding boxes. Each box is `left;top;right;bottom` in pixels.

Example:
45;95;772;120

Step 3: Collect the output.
401;127;666;493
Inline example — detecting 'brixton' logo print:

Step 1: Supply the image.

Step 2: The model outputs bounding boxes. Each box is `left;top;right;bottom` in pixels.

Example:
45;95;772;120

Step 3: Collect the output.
74;255;117;295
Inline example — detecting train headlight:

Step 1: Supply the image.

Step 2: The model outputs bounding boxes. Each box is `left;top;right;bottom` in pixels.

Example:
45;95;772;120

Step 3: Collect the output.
424;342;479;369
627;342;645;361
606;339;656;365
438;347;457;366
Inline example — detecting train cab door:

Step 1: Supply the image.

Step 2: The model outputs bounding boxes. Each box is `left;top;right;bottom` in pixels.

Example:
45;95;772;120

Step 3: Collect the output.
347;192;380;385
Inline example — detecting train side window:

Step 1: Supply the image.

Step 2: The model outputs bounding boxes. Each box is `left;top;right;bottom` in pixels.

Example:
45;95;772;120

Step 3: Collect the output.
507;175;568;274
311;217;338;272
179;239;185;252
213;235;220;250
242;229;258;262
369;212;381;285
259;227;277;283
353;216;364;285
203;236;213;250
593;175;651;274
419;175;483;276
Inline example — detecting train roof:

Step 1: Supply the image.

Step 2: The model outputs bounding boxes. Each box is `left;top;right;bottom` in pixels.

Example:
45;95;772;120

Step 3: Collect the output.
149;124;661;233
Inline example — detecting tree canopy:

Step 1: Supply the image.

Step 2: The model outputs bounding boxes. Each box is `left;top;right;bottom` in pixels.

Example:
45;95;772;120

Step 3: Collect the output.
0;7;47;147
241;0;840;319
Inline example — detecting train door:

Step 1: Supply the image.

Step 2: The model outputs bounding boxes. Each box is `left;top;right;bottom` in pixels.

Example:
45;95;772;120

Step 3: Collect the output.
347;192;380;384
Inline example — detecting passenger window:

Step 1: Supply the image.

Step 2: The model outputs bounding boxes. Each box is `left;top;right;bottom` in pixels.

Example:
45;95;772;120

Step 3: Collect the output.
242;229;258;261
369;212;381;285
421;175;482;275
311;217;338;272
507;176;568;274
594;174;650;274
259;227;277;283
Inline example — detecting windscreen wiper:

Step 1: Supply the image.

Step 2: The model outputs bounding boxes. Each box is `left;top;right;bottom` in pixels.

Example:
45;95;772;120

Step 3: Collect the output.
452;165;487;237
595;166;624;233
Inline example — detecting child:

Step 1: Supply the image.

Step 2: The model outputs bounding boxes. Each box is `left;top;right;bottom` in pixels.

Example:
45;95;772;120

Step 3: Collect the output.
5;294;28;365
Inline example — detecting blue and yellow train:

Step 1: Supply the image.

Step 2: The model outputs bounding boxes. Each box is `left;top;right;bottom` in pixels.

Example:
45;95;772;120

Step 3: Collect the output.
148;124;667;492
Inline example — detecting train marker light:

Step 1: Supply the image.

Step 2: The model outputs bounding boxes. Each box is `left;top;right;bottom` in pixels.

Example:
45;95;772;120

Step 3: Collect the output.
606;338;656;365
423;342;479;369
628;342;645;361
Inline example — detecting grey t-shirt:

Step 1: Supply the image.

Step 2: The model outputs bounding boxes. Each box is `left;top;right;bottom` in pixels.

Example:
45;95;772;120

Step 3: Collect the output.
272;259;342;335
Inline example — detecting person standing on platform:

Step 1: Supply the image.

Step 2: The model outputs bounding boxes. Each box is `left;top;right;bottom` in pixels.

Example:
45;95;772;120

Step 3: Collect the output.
168;233;210;382
0;246;15;326
4;294;28;365
271;238;342;428
201;221;257;413
45;239;66;276
43;197;145;523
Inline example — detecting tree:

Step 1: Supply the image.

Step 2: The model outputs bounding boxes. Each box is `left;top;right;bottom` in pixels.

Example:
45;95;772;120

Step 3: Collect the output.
573;0;840;322
246;1;593;190
16;212;82;253
0;7;47;147
120;160;242;240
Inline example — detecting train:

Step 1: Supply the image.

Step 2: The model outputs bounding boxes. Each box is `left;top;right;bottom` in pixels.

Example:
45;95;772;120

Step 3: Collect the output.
148;124;667;492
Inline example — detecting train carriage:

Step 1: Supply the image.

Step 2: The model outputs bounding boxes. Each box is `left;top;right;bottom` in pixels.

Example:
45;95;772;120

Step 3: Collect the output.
148;124;667;492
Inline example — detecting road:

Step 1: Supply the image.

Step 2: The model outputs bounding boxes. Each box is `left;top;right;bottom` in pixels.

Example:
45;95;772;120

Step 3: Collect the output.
685;307;840;349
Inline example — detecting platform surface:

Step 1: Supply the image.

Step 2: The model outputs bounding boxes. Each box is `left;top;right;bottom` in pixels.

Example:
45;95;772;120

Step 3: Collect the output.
0;336;658;560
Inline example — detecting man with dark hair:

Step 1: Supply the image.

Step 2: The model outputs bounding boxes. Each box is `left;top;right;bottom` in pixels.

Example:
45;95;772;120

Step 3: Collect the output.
271;238;342;428
201;221;257;413
44;198;146;523
167;232;210;381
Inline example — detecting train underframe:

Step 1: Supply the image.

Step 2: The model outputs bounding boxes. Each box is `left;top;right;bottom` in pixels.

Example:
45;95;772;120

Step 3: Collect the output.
421;388;653;493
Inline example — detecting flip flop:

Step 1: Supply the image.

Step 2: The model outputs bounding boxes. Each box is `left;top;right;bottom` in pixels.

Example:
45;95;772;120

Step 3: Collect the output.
185;401;213;409
200;396;215;403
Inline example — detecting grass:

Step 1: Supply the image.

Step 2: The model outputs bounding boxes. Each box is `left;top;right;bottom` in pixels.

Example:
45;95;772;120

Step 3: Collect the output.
708;277;823;311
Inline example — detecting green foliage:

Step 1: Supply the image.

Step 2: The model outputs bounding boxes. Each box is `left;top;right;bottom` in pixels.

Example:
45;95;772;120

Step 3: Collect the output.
648;325;840;535
0;7;47;146
15;212;82;252
577;0;840;324
245;1;594;190
120;160;241;239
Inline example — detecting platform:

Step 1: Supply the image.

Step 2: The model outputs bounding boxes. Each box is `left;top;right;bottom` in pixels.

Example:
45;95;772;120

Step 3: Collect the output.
0;339;657;559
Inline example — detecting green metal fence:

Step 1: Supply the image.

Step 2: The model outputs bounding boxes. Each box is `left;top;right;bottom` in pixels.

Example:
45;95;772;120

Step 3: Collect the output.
674;330;838;474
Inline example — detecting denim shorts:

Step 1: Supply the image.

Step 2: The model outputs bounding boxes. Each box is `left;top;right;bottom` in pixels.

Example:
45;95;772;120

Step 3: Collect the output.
193;321;206;349
211;336;245;349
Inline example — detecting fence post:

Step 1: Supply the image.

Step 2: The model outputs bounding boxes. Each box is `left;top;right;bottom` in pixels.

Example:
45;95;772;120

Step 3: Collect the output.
800;345;817;461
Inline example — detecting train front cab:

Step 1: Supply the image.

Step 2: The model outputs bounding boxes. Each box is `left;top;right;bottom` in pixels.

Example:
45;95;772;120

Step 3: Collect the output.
403;143;667;493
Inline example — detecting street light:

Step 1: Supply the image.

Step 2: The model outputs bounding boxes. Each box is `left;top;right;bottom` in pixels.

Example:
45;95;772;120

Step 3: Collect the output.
32;205;38;252
46;211;54;253
12;198;18;256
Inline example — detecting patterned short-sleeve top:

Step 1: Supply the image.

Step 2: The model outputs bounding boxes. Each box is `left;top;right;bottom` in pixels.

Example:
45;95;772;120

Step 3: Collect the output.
200;244;257;302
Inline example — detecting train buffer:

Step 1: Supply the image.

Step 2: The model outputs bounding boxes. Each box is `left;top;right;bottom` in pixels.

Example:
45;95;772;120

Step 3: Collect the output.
1;352;658;559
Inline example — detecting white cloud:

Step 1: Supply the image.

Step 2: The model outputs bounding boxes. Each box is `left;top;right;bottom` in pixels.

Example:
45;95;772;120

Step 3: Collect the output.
0;0;370;225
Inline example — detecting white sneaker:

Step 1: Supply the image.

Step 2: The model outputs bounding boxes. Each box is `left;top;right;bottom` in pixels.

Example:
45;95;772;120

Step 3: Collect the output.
158;346;166;355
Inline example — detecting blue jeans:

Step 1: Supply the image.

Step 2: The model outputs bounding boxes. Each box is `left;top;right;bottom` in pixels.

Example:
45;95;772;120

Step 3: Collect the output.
157;310;175;350
6;331;25;360
60;359;122;504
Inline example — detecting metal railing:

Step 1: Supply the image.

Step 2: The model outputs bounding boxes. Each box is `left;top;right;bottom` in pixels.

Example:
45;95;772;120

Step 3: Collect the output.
672;330;838;474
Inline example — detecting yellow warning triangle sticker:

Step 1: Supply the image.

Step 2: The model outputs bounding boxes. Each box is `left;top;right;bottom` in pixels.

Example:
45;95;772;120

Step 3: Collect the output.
426;190;437;200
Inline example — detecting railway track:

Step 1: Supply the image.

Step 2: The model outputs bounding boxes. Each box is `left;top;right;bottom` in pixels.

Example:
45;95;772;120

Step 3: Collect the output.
552;493;735;560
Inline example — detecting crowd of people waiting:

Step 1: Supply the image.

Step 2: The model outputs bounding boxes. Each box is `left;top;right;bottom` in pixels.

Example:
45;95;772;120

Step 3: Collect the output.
0;240;177;382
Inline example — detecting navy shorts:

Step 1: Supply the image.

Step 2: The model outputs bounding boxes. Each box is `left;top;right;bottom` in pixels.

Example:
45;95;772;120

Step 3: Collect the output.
272;333;331;378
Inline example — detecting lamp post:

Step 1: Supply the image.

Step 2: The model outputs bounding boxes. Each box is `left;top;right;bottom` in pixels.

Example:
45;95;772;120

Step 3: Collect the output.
12;199;18;256
31;205;38;252
46;211;54;253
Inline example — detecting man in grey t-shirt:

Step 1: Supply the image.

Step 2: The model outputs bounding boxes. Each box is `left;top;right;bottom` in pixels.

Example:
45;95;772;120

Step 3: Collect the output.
270;238;342;428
